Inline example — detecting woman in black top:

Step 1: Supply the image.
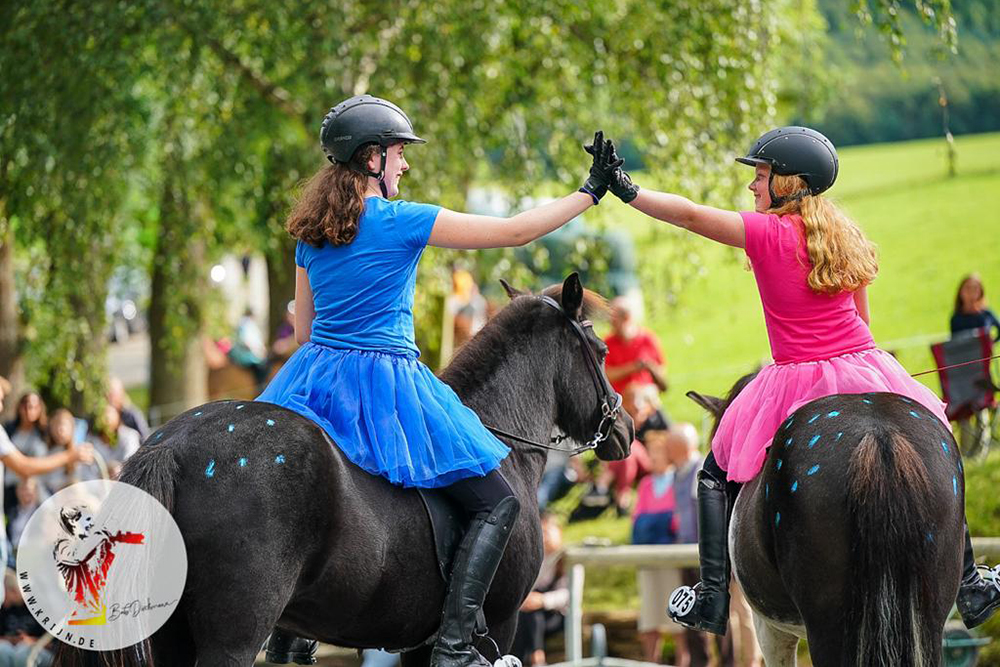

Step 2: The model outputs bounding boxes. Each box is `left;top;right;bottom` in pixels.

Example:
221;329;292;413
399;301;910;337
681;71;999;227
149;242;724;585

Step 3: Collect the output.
951;274;1000;341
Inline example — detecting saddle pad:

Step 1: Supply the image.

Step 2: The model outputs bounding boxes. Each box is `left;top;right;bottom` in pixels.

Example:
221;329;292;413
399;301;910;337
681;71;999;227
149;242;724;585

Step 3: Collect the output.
416;488;467;582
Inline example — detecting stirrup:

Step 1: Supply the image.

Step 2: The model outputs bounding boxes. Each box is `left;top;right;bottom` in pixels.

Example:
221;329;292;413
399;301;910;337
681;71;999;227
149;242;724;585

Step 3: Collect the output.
667;582;700;621
666;581;728;635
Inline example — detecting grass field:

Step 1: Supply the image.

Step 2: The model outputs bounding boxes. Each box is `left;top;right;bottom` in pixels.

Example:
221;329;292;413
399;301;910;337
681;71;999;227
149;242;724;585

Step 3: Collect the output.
614;131;1000;429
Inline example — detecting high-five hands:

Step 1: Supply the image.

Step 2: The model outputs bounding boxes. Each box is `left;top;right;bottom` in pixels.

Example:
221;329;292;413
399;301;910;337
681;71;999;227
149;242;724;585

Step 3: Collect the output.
580;130;624;205
603;139;640;203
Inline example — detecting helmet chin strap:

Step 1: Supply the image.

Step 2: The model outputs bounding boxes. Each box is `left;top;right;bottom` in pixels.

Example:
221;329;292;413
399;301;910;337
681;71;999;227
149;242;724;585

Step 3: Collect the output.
355;145;390;197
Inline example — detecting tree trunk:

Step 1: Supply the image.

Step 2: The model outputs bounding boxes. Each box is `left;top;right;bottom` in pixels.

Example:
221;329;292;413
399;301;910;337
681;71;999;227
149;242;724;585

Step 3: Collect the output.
265;235;296;345
147;169;209;426
0;198;24;419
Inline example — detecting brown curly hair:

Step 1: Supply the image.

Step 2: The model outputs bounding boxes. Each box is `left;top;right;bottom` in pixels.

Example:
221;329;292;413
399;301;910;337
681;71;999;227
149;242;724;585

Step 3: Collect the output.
286;144;380;247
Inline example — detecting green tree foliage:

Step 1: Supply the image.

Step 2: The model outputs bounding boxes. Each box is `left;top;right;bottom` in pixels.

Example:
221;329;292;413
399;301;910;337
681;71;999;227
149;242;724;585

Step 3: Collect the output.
1;0;958;413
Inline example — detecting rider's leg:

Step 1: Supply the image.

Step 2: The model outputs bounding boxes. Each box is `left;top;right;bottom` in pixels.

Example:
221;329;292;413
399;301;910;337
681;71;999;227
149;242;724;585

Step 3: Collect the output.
668;452;734;636
264;626;319;665
431;470;520;667
957;521;1000;628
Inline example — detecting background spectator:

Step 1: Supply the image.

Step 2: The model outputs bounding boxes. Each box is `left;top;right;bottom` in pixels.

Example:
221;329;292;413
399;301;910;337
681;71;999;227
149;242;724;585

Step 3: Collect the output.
7;478;42;554
631;430;681;663
230;308;270;384
605;296;668;395
107;377;150;441
42;409;94;492
513;512;569;666
272;301;300;361
0;568;53;667
951;273;1000;340
88;404;141;479
3;393;48;514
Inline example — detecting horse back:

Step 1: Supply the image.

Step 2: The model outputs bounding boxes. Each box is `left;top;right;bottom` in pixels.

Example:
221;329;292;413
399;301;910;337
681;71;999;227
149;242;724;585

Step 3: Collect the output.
735;392;964;664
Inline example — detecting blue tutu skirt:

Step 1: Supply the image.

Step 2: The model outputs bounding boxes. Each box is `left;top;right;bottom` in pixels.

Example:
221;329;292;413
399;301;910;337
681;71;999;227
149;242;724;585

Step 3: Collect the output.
256;342;511;488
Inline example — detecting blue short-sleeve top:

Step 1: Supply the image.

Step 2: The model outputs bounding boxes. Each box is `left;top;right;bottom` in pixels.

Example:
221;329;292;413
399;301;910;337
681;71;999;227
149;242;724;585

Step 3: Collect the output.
295;196;441;356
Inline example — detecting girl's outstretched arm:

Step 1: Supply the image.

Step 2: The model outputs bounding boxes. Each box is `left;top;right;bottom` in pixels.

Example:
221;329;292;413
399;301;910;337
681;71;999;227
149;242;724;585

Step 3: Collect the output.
428;192;593;249
629;190;746;249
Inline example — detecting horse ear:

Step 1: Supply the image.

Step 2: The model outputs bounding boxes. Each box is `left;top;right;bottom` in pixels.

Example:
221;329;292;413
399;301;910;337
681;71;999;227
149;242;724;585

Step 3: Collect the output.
499;278;525;301
686;390;725;417
561;272;584;317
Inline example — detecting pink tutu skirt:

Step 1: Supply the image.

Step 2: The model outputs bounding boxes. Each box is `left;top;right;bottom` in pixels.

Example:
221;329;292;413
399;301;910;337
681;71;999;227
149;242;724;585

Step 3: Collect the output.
712;347;950;483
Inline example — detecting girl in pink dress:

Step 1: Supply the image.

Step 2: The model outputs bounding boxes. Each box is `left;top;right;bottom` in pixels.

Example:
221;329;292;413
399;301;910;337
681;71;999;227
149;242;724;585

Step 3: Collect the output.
595;126;1000;635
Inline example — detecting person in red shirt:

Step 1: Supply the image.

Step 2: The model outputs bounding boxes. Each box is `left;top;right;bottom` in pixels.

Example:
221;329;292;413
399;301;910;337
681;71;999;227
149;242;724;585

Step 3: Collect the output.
605;296;668;395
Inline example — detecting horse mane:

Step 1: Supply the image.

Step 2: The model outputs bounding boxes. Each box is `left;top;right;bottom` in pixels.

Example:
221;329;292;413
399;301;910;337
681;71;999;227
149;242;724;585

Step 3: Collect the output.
439;283;609;393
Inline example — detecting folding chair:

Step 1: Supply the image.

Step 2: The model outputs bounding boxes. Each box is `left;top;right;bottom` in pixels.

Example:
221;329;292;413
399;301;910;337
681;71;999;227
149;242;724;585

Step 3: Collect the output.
932;327;998;455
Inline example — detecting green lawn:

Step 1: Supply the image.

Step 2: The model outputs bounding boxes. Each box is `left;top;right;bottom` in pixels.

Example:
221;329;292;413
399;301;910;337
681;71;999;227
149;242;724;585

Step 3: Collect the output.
613;132;1000;428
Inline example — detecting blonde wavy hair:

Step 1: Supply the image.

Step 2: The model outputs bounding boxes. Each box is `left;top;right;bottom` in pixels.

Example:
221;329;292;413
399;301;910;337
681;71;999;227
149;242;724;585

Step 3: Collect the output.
768;174;879;294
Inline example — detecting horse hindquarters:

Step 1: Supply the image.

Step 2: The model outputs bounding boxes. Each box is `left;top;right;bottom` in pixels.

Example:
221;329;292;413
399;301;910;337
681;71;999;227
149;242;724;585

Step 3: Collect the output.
841;431;963;667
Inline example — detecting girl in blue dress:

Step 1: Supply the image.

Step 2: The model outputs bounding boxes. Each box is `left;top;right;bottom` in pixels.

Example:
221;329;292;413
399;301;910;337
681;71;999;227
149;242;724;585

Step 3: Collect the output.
257;95;621;667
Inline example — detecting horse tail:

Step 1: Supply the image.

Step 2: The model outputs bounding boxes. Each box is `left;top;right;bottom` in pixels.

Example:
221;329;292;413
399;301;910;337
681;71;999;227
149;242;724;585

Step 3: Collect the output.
118;442;180;513
844;431;938;667
53;446;181;667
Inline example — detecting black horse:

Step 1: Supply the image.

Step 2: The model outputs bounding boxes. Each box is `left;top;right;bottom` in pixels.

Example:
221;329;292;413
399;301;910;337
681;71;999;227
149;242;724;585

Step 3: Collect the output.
688;374;965;667
56;273;632;667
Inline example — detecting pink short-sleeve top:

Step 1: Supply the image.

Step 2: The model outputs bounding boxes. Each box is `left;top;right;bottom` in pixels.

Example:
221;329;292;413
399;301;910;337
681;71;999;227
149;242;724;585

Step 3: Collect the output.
741;211;875;364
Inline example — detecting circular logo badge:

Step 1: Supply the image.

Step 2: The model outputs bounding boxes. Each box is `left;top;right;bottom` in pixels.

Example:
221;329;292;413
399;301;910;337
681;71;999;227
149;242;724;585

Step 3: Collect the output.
667;585;697;619
16;480;187;651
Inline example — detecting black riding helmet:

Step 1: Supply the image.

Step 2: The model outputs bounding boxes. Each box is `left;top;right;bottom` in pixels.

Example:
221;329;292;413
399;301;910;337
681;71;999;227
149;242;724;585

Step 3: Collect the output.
736;126;838;206
320;95;425;194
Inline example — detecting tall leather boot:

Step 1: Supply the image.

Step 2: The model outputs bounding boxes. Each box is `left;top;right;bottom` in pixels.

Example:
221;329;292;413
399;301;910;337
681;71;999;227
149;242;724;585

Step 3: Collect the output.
957;522;1000;629
430;496;521;667
667;468;731;636
264;627;318;665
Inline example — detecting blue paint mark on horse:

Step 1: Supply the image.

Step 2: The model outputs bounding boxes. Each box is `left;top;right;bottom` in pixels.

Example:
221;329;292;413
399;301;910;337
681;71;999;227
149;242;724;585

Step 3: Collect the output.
784;416;794;428
808;413;821;424
153;431;163;442
807;464;820;476
765;483;769;499
775;512;781;527
808;435;821;448
275;454;286;464
239;457;248;467
205;460;216;478
926;532;934;543
266;419;276;427
909;410;921;419
953;476;958;496
785;437;793;448
941;441;949;454
827;411;840;418
236;404;245;410
194;411;203;416
862;399;873;405
835;432;843;442
776;459;783;471
228;424;235;433
791;481;799;493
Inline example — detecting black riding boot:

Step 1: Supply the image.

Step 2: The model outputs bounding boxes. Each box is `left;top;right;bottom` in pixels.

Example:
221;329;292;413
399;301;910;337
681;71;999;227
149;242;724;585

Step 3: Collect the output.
957;522;1000;629
667;467;731;636
430;496;521;667
264;627;318;665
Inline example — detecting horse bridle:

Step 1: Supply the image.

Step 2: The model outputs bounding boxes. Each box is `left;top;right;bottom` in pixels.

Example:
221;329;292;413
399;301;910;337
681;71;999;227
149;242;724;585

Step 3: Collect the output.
484;295;624;456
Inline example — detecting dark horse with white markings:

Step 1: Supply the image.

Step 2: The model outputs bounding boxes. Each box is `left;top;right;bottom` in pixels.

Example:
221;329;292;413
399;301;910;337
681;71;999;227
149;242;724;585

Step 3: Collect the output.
689;374;965;667
54;273;632;667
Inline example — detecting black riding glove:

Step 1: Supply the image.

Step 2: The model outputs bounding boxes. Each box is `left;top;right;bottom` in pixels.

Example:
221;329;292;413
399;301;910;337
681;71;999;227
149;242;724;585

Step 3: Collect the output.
605;141;640;204
580;131;623;205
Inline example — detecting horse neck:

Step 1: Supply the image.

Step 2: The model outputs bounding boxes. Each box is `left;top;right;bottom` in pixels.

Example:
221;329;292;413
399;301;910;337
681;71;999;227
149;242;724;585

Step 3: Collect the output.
440;343;556;479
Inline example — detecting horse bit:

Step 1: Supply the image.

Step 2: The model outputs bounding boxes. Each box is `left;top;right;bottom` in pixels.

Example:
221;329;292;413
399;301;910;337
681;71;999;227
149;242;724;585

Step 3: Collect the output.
484;295;623;456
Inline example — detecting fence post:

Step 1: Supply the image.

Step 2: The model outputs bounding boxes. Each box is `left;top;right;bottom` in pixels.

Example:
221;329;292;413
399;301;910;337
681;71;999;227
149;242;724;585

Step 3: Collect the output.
566;562;586;663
